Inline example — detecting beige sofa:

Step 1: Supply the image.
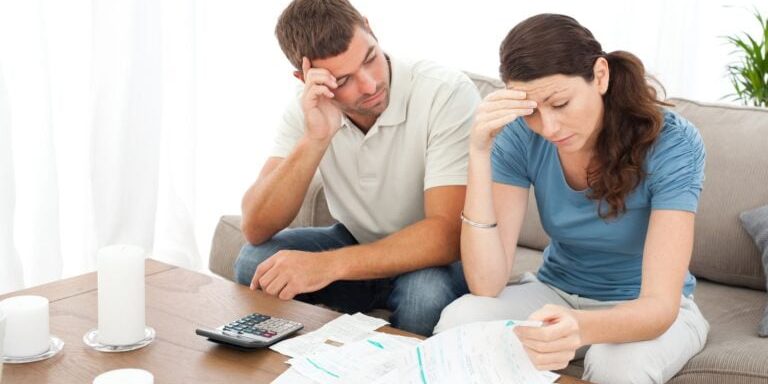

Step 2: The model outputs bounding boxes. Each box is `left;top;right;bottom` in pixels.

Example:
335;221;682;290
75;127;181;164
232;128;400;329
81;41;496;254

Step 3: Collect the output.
209;73;768;383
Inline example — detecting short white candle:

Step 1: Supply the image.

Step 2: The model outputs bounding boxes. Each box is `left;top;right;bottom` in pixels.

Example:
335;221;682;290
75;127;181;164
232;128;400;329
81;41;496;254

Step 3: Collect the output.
93;368;154;384
97;245;146;346
0;295;50;357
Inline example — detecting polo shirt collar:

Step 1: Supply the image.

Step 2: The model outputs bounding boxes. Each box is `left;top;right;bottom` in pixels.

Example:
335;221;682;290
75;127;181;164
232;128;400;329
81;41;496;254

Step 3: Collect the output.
376;56;408;127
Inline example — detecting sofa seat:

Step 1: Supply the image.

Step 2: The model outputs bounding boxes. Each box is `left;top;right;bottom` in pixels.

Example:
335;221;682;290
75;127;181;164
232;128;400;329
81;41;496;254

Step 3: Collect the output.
209;215;768;383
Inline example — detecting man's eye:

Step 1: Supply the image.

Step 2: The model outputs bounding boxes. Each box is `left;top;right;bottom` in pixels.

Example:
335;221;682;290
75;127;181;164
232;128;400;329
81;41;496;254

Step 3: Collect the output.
365;54;377;64
553;101;569;109
336;78;349;87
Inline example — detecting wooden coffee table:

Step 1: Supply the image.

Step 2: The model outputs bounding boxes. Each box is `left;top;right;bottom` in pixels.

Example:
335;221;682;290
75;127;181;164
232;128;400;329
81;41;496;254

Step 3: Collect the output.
1;259;589;383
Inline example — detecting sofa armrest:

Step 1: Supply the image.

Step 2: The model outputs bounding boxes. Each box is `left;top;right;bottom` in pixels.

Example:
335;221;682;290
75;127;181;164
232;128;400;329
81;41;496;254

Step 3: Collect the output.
208;173;336;281
209;215;246;281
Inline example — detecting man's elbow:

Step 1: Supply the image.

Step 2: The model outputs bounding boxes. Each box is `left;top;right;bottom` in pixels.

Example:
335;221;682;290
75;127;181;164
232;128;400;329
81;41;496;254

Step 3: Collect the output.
240;219;275;245
430;217;461;261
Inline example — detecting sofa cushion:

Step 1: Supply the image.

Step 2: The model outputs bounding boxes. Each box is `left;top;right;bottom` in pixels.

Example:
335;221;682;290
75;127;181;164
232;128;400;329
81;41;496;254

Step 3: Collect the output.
668;98;768;291
667;280;768;384
739;205;768;336
209;215;246;281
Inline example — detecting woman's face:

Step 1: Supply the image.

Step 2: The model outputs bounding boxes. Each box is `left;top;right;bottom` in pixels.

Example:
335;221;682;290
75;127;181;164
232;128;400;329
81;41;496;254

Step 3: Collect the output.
507;58;609;155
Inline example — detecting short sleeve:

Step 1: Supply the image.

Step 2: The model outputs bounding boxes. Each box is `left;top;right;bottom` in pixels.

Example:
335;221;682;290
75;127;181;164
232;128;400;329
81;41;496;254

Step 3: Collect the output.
491;117;533;188
647;112;706;212
423;78;481;189
270;94;306;158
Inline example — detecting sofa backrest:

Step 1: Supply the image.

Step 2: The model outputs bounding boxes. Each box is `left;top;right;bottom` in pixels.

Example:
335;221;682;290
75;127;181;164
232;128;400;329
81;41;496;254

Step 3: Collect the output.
667;98;768;290
464;72;768;291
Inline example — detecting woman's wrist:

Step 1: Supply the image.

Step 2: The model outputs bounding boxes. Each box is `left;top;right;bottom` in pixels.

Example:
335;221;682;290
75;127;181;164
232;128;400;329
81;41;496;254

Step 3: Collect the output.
469;146;493;158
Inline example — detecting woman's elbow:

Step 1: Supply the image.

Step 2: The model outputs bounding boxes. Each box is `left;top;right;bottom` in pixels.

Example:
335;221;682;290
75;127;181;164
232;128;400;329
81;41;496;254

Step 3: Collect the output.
467;280;503;297
644;303;680;339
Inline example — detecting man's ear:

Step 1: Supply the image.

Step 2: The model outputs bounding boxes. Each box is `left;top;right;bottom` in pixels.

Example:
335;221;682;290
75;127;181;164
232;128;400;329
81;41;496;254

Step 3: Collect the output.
293;70;304;83
594;57;609;95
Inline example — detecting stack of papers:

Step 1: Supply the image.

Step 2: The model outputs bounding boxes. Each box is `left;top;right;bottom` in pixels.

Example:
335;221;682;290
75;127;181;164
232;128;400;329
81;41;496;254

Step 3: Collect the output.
271;314;559;384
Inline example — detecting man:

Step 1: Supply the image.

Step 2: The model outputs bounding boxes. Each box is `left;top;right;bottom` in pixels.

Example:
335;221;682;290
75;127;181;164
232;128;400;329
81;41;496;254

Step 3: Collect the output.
234;0;480;336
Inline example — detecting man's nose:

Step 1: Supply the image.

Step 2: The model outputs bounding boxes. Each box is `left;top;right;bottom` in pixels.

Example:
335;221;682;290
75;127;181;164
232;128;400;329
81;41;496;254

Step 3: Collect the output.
358;71;377;95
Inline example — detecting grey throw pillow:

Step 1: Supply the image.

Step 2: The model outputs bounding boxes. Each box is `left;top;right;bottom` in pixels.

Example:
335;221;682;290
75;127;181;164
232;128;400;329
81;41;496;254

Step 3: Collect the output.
739;205;768;337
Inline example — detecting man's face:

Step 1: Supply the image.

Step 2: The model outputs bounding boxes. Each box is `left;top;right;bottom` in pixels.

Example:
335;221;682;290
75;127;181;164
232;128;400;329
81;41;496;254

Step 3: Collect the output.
311;27;390;122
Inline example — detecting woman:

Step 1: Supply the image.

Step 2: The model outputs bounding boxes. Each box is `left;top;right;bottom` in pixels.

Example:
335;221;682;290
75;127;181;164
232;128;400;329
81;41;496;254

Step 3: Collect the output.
435;14;709;384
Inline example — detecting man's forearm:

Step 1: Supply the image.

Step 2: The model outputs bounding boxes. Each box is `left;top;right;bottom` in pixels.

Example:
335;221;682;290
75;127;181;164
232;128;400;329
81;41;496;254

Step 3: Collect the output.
241;136;329;244
327;217;461;280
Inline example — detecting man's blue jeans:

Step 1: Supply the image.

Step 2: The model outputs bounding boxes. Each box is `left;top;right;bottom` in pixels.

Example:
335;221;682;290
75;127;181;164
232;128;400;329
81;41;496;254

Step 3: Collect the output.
233;223;468;336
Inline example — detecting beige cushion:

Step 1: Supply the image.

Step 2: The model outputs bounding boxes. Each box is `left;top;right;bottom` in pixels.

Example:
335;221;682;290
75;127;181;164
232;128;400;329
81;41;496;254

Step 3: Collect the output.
668;98;768;290
293;172;336;228
209;215;245;281
670;280;768;383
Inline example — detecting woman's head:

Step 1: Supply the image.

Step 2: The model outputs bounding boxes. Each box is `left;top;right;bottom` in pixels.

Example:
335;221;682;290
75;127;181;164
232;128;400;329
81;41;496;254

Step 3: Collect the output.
499;13;668;219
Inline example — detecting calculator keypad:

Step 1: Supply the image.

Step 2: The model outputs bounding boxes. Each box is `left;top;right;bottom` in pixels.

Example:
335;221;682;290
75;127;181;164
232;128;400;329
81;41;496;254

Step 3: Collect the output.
221;313;302;339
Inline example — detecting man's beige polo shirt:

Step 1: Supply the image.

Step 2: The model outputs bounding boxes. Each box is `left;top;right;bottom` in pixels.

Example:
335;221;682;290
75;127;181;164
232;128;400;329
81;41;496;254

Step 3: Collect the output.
271;58;481;244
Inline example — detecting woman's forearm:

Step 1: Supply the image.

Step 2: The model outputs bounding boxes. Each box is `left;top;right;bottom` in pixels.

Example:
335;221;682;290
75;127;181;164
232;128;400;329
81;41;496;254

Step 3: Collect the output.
575;296;680;345
461;150;510;296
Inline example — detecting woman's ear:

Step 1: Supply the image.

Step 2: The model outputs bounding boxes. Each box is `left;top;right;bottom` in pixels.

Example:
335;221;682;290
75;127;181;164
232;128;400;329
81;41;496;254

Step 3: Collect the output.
594;57;610;95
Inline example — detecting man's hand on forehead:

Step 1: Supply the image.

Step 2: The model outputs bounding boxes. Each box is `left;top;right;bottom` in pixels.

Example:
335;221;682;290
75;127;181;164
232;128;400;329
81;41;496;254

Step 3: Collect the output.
302;56;337;97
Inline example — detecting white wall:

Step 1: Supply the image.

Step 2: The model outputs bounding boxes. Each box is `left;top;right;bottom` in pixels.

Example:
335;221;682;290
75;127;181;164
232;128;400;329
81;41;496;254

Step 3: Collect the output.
195;0;767;266
1;0;766;286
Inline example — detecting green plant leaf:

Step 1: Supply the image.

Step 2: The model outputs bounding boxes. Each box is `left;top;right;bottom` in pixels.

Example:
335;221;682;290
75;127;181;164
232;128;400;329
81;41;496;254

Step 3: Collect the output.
723;7;768;106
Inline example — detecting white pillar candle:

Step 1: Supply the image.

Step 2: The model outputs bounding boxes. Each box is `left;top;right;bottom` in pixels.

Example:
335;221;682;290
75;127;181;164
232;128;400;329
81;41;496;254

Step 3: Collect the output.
93;368;154;384
97;245;146;345
0;296;50;357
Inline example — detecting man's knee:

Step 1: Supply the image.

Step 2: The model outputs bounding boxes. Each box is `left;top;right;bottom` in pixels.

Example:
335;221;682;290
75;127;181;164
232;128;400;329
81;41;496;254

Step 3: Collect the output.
233;242;281;286
389;266;467;335
584;343;663;384
396;266;464;308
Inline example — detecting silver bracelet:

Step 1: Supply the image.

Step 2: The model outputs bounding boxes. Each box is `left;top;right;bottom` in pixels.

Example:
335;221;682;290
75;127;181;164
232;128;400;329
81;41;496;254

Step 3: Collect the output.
460;211;497;229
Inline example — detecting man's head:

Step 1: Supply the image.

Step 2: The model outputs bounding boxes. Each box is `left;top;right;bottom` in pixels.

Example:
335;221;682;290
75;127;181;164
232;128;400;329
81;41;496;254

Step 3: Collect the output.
276;0;390;124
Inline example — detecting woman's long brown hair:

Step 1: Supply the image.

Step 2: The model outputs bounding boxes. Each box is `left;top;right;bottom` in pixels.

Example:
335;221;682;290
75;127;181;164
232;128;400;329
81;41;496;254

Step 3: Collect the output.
500;13;669;219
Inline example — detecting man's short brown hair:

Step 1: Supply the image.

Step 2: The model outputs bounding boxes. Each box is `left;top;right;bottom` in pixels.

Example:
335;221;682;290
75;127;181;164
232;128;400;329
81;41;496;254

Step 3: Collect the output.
275;0;367;70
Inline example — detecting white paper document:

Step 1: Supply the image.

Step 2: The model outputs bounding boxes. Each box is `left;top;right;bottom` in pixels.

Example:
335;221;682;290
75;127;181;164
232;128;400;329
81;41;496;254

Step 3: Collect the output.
287;333;416;383
270;313;391;358
272;318;560;384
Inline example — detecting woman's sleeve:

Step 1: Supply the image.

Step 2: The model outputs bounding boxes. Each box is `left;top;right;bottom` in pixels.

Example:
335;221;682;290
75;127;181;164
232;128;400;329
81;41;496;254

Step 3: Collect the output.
648;114;706;212
491;117;532;188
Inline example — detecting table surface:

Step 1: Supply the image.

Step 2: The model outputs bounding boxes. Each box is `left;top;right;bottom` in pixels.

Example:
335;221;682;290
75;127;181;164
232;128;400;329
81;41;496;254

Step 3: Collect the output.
1;259;589;384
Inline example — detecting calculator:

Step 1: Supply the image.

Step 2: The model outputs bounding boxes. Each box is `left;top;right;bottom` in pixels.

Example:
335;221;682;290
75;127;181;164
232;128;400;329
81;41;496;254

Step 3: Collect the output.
195;313;304;348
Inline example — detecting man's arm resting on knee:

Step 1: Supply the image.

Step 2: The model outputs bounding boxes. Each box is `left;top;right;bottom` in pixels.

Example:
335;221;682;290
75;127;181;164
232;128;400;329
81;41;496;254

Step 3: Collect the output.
329;185;465;280
241;136;329;245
